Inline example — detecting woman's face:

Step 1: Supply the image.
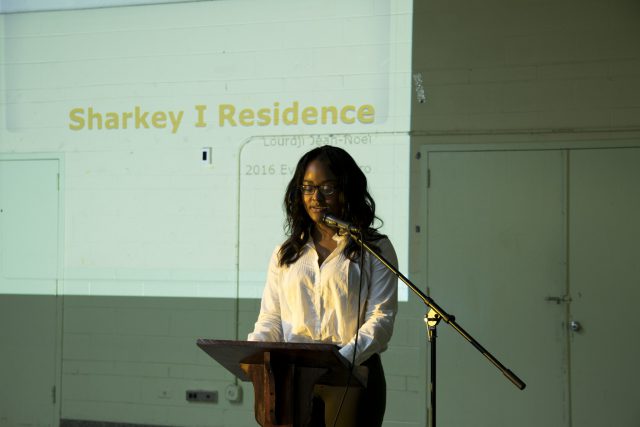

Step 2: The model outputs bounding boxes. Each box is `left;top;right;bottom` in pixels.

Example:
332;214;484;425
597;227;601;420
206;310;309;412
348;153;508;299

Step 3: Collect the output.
301;159;344;227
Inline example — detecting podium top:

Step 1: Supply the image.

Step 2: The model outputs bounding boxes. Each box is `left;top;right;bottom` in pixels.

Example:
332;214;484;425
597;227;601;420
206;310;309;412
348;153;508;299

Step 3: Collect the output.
197;339;365;386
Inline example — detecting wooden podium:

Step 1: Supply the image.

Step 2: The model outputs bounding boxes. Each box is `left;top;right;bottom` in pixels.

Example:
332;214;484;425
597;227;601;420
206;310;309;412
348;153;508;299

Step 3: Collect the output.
197;339;367;427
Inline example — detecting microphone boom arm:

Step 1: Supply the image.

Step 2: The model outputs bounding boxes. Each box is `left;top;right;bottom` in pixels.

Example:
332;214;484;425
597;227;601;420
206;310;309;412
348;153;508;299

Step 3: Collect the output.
348;231;526;391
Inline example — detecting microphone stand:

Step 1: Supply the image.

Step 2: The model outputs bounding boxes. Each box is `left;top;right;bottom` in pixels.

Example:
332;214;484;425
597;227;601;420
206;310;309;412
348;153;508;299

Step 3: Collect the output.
348;231;526;427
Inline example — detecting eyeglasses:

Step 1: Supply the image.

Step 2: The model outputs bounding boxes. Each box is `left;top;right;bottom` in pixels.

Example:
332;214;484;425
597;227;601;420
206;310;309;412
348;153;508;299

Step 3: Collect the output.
299;184;338;196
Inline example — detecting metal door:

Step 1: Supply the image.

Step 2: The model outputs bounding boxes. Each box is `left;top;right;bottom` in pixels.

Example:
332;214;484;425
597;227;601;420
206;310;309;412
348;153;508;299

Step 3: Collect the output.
568;148;640;427
425;149;569;426
0;159;61;427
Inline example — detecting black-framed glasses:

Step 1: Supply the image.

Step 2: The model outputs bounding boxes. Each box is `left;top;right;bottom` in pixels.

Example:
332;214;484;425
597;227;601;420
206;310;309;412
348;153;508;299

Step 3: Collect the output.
299;184;338;196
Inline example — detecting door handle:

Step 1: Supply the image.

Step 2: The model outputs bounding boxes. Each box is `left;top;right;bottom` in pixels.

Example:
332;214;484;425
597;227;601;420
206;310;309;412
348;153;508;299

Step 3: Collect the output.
544;295;571;304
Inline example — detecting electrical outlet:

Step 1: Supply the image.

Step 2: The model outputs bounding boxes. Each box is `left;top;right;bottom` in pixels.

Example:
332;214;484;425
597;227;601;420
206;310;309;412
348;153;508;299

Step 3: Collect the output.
225;384;242;403
201;147;212;164
186;390;218;403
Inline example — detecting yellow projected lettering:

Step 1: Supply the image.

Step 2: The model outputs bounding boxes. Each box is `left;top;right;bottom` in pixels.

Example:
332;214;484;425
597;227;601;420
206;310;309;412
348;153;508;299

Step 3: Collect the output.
358;105;375;124
217;102;376;127
218;104;236;126
68;102;376;132
239;108;254;126
68;107;184;133
302;106;317;124
282;102;298;125
340;105;355;124
257;108;271;126
68;108;84;130
194;105;207;127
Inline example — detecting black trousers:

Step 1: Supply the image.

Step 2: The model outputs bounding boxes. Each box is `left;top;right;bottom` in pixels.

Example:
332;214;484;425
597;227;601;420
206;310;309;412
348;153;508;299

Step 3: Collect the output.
357;353;386;426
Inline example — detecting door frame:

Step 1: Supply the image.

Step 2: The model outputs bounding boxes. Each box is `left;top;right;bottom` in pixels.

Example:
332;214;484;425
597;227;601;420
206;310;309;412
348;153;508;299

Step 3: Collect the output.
411;136;640;427
409;132;640;425
0;152;65;427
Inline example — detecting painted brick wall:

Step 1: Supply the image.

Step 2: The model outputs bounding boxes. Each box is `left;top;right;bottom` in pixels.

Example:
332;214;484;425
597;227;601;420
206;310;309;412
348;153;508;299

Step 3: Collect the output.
59;297;425;427
411;0;640;133
408;1;640;426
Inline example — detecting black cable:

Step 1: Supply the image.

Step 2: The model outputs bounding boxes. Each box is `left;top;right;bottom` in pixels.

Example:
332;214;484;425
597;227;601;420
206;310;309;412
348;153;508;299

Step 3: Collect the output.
332;231;365;427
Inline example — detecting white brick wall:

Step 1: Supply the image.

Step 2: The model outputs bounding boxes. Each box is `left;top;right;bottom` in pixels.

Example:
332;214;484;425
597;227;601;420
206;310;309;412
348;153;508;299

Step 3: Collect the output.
1;1;415;426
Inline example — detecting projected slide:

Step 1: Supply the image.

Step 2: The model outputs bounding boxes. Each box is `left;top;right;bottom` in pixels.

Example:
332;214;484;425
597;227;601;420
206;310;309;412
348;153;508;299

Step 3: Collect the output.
0;0;412;298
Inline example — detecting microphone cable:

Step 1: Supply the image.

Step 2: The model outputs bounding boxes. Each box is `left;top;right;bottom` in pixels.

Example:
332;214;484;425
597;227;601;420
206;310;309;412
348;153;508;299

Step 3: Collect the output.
331;231;365;427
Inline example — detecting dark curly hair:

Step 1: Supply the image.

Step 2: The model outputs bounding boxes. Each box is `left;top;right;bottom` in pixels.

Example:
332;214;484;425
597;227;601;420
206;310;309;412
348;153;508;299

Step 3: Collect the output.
278;145;384;266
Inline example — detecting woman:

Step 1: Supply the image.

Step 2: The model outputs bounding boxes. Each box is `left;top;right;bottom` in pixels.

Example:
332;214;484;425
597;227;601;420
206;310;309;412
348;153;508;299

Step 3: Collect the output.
248;145;398;426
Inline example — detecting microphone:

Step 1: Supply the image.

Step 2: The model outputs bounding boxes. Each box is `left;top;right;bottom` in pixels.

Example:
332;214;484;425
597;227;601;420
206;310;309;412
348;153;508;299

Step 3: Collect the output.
322;214;360;234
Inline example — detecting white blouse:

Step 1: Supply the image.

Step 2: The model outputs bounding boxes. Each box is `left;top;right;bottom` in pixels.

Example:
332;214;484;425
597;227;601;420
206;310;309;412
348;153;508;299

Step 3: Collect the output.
247;232;398;365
